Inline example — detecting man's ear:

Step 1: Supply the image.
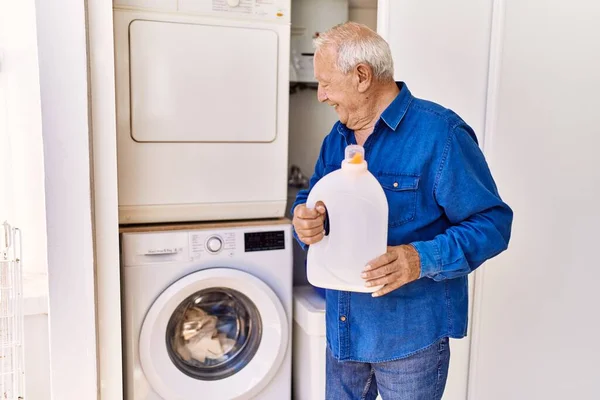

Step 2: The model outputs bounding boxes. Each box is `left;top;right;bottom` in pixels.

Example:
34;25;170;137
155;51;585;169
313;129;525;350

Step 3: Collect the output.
355;63;373;93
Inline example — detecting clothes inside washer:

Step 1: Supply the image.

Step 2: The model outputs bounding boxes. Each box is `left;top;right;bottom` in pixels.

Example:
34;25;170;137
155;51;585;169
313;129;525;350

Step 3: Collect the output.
175;306;236;364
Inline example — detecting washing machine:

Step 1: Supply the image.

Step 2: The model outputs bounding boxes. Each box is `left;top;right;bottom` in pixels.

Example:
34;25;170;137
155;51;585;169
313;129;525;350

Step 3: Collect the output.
120;219;293;399
113;0;290;224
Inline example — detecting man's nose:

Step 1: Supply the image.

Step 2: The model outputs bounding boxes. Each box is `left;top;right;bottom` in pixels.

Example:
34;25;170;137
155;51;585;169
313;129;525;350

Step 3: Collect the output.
317;85;327;103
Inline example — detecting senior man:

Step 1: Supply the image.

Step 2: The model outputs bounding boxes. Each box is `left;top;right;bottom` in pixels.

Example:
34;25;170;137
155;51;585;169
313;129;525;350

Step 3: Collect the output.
291;22;513;400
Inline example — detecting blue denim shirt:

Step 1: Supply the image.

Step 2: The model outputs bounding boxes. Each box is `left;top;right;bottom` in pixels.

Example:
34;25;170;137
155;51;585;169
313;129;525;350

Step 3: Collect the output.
292;82;513;362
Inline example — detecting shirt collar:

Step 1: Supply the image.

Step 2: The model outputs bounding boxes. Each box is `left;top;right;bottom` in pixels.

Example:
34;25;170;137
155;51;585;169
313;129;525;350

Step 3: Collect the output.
380;81;413;131
337;81;413;139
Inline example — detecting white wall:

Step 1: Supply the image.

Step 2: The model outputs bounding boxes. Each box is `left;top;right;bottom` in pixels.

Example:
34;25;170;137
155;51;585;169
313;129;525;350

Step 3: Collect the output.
349;8;377;30
380;0;493;143
469;1;600;398
288;89;339;177
34;0;99;398
0;12;14;224
0;0;48;274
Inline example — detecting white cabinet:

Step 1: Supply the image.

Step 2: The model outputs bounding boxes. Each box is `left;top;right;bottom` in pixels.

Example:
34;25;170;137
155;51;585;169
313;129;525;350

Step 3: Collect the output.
381;0;600;398
468;1;600;399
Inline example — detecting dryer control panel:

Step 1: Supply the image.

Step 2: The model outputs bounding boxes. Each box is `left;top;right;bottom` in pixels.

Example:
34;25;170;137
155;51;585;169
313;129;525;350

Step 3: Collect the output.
114;0;291;22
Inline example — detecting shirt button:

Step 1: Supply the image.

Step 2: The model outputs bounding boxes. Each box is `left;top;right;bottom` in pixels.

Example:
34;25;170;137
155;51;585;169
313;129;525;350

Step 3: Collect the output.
340;316;347;322
393;182;399;188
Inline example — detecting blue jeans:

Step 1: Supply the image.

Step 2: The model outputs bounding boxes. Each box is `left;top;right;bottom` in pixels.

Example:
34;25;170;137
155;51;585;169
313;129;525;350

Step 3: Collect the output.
326;338;450;400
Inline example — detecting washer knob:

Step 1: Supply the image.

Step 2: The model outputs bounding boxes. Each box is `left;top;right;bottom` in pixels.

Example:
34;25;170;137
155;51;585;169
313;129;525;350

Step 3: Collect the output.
227;0;240;7
206;236;223;253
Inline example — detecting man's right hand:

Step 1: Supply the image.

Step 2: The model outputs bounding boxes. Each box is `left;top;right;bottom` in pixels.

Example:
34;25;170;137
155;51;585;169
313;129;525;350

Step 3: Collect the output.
292;202;327;245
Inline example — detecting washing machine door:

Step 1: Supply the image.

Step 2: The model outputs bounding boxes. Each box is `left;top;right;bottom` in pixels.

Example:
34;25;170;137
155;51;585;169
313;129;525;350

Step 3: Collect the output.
139;268;288;400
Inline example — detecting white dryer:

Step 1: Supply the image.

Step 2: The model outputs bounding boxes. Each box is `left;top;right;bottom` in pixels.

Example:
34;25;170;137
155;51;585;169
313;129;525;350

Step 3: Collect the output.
113;0;290;224
120;219;292;399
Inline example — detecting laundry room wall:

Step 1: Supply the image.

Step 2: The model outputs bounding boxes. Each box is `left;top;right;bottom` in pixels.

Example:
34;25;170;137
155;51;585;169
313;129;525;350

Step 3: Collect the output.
348;5;377;32
0;0;48;276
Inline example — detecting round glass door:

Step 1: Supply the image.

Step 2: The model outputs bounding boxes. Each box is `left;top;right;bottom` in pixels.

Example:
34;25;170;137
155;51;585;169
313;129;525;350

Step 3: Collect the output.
166;288;262;381
139;268;288;400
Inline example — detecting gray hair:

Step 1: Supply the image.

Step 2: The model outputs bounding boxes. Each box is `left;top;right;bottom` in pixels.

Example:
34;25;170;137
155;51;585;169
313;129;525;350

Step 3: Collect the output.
313;22;395;81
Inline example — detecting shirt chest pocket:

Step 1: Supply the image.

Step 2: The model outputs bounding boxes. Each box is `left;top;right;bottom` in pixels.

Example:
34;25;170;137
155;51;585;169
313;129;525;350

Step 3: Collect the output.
377;173;420;227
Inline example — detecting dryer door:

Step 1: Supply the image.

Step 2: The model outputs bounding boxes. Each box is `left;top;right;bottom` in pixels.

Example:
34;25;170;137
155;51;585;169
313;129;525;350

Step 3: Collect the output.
139;268;288;400
128;19;279;143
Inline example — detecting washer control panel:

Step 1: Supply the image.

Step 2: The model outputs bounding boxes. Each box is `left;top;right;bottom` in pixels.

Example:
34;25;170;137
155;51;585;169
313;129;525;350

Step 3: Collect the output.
189;231;237;259
122;225;290;266
205;236;223;253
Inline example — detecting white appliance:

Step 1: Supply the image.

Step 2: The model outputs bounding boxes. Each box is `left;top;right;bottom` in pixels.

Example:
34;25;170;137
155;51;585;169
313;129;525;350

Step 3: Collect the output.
292;285;326;400
293;284;469;400
113;0;291;224
120;219;293;399
293;286;385;400
290;0;348;83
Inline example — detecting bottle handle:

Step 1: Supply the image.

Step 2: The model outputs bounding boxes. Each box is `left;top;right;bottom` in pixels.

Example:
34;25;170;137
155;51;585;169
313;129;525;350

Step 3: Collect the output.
304;197;329;249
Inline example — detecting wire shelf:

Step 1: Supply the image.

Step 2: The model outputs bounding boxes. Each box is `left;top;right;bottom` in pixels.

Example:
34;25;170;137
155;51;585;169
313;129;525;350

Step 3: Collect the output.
0;222;24;400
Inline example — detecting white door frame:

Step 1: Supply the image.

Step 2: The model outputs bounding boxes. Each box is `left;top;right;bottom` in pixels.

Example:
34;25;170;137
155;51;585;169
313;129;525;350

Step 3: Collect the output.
35;0;99;398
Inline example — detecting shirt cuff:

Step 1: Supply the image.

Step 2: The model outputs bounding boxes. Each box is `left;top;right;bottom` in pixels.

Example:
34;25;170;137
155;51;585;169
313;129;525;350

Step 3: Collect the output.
410;240;442;279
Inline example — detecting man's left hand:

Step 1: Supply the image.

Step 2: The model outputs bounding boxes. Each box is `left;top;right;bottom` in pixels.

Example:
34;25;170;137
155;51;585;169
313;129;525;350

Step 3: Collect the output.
362;245;421;297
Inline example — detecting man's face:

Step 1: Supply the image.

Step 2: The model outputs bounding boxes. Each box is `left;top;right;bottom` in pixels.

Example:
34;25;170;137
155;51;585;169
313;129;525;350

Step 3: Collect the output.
314;46;360;126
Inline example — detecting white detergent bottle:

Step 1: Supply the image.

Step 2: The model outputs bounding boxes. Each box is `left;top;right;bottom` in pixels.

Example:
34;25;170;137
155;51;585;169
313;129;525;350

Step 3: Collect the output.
305;145;388;293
